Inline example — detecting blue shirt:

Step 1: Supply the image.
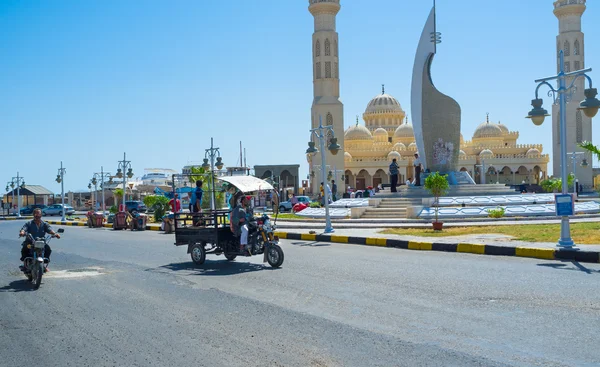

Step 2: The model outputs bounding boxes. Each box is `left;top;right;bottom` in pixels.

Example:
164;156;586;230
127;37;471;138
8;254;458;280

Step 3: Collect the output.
191;187;203;209
21;220;53;240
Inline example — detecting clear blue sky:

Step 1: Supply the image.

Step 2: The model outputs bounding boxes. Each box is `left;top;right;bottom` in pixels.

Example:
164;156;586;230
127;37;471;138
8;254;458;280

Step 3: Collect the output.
1;0;599;193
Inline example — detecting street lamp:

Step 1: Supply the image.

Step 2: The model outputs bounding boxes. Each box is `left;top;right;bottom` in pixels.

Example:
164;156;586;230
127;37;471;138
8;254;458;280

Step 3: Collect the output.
9;173;25;218
475;159;486;185
55;161;66;221
527;50;599;249
92;167;111;214
568;152;588;196
202;138;225;211
307;115;340;233
116;153;134;212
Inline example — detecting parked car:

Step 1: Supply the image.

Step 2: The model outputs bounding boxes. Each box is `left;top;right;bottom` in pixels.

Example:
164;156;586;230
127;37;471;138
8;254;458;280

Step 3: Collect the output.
279;196;312;212
20;204;48;215
42;204;75;216
125;201;147;214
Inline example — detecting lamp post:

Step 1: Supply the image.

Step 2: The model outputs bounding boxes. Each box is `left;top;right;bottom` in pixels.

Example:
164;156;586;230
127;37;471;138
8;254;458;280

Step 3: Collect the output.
306;115;341;233
116;153;134;212
475;159;486;185
201;138;225;211
9;173;25;218
568;152;588;196
526;50;600;249
6;182;15;216
92;167;112;214
55;162;66;221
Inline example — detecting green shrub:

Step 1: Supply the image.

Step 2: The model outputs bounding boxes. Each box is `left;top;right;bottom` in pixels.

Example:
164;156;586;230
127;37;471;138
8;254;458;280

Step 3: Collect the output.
310;201;321;208
109;205;118;214
486;207;506;218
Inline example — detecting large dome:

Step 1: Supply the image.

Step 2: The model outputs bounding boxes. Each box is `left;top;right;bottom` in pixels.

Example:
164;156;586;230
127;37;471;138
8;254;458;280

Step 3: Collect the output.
365;93;404;114
344;124;373;141
473;121;503;139
497;121;509;135
393;122;414;139
373;127;389;142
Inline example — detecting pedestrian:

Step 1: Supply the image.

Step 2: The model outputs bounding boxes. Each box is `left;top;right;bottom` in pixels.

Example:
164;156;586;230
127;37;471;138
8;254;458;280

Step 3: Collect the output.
389;158;399;192
331;180;338;202
413;153;423;186
319;182;325;206
169;194;181;213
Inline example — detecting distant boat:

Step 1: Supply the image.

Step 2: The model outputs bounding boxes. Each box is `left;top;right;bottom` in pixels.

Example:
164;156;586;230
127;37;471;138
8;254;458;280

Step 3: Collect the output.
141;169;177;186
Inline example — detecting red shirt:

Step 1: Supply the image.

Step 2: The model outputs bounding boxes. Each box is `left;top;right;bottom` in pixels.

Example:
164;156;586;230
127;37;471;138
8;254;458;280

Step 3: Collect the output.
169;198;181;212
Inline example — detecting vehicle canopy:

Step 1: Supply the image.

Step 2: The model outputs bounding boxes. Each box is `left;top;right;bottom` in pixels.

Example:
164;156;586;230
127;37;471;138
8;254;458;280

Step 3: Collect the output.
218;176;275;193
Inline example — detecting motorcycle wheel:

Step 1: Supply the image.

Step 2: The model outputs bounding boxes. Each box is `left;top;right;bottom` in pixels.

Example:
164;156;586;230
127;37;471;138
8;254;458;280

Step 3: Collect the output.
33;262;43;289
190;243;206;265
225;254;237;261
266;244;284;268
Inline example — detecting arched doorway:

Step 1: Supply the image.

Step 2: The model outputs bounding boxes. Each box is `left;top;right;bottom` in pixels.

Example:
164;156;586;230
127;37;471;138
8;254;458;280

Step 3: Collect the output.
373;169;387;188
356;170;370;190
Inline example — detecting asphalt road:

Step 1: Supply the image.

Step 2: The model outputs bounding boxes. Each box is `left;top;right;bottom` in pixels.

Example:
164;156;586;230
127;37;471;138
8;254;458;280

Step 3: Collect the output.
0;221;599;367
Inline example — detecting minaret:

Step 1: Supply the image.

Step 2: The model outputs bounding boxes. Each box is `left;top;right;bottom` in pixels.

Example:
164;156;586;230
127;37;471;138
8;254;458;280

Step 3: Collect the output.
308;0;345;191
552;0;592;190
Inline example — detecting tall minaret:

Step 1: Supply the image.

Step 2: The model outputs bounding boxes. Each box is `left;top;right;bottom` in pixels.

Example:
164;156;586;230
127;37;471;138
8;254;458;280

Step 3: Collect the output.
308;0;345;191
552;0;592;190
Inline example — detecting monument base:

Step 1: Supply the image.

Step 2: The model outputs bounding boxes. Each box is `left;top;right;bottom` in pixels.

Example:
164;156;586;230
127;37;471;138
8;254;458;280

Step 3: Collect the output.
421;170;475;185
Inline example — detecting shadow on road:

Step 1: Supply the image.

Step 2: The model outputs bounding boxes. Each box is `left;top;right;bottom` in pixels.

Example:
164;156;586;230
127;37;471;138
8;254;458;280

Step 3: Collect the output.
150;260;277;276
0;279;36;292
537;261;600;274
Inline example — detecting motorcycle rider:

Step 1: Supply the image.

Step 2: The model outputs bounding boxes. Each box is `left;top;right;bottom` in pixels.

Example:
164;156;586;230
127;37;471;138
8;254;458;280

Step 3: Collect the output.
19;208;60;272
230;193;250;255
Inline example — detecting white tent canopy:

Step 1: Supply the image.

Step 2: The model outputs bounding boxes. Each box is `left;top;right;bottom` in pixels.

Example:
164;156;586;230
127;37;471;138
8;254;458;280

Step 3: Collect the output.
218;176;274;193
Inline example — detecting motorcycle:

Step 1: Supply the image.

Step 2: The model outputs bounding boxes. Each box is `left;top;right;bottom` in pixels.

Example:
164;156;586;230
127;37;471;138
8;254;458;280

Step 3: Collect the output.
248;213;283;267
20;228;64;289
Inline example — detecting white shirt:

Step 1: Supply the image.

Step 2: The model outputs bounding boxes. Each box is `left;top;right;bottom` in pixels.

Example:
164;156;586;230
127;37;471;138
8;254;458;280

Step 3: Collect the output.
413;157;422;167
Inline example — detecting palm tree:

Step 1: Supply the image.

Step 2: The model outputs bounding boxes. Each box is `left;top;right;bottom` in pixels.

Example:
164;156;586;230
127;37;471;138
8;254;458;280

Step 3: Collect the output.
579;141;600;161
114;188;124;209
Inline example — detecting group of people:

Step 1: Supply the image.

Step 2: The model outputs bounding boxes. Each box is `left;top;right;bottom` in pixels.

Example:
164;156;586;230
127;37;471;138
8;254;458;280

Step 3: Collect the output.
318;180;337;205
389;153;423;193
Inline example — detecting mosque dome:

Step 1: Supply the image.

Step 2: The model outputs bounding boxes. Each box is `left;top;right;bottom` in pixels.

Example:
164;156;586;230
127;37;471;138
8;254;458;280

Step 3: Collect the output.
393;142;406;151
479;149;494;158
473;116;503;140
373;128;389;142
344;151;352;162
393;122;414;139
365;93;404;114
459;150;466;157
408;142;417;150
387;151;401;161
344;124;373;141
526;148;541;157
497;121;509;135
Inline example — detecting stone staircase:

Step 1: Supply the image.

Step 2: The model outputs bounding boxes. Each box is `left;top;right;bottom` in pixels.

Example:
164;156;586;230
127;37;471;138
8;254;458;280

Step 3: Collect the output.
360;197;422;219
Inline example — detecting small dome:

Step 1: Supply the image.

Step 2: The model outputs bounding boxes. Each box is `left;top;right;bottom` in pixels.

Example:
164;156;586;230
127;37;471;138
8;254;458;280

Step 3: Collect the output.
473;116;503;139
497;121;509;135
344;151;352;162
365;93;404;114
479;149;494;158
373;128;389;142
408;142;417;150
459;150;466;156
393;122;414;139
393;142;406;151
387;151;401;161
526;148;541;157
344;124;373;141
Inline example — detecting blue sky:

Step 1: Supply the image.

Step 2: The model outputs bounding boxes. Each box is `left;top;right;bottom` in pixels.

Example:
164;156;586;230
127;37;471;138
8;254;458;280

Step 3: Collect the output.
1;0;599;193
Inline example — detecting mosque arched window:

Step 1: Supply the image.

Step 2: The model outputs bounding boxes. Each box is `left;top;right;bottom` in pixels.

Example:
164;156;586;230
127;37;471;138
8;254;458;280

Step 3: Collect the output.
574;39;580;56
325;62;331;78
564;40;570;56
325;39;331;56
326;113;333;126
576;110;583;143
315;40;320;57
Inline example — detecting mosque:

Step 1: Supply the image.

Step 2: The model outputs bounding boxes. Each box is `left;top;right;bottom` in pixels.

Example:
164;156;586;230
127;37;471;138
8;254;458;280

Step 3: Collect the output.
342;88;550;190
306;0;554;192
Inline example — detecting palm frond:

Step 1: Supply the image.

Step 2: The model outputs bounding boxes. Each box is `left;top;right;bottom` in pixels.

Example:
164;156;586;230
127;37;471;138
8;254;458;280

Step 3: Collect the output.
578;141;600;161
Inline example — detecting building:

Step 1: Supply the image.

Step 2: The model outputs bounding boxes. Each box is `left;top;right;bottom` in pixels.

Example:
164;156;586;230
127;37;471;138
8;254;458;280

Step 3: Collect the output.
343;92;550;189
551;0;593;190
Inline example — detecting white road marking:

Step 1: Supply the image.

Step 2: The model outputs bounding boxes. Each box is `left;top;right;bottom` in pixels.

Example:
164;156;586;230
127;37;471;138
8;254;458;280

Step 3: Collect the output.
43;267;106;279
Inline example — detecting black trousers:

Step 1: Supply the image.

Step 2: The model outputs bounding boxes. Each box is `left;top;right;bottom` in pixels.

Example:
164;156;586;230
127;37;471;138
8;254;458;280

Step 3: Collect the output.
415;166;422;186
21;242;52;262
391;174;398;192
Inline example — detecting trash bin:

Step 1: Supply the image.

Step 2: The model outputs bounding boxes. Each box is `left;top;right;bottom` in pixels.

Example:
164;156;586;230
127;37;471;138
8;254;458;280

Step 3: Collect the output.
113;212;128;230
135;214;147;231
93;212;105;228
86;211;95;228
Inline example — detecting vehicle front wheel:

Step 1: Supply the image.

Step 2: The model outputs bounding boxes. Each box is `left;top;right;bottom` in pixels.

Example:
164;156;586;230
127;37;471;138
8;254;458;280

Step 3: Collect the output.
266;244;284;268
33;262;43;290
190;243;206;265
58;211;63;216
225;254;237;261
279;206;286;213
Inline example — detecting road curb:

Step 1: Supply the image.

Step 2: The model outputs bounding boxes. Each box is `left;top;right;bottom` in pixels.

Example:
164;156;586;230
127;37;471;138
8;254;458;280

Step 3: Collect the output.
274;231;600;264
